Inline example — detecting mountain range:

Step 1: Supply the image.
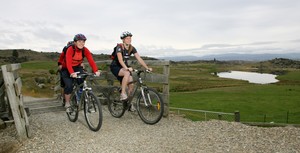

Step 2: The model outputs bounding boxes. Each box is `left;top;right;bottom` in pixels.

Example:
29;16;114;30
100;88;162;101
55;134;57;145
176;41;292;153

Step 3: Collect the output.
159;53;300;61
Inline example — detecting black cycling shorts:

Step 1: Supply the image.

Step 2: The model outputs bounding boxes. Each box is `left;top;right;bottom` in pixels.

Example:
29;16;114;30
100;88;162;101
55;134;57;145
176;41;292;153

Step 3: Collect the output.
110;65;123;83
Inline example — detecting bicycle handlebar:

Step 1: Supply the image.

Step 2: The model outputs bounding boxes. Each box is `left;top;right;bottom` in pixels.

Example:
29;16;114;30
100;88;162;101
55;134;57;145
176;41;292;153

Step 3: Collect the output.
133;69;152;74
74;72;98;79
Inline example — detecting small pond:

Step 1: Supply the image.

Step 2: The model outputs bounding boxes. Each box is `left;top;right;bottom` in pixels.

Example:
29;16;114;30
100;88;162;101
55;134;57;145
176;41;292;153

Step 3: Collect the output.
216;71;279;84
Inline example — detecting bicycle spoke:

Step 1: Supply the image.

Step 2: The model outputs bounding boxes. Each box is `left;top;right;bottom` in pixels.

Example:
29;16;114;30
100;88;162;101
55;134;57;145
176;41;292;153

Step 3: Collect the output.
67;94;79;122
108;87;126;118
137;88;164;125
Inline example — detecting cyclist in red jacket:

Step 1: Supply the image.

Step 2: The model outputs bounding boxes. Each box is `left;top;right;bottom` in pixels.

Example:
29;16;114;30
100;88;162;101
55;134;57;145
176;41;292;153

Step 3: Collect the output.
60;34;100;112
57;41;74;106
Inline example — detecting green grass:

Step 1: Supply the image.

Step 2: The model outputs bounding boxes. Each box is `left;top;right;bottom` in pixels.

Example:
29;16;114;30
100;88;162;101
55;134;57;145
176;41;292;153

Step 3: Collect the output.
169;63;249;92
277;71;300;82
170;84;300;123
170;67;300;124
21;60;57;70
19;61;58;97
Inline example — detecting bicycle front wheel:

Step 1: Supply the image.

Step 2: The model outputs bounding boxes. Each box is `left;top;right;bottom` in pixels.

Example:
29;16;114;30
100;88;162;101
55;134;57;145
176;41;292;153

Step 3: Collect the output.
137;87;164;125
67;93;79;122
107;86;126;118
83;91;103;132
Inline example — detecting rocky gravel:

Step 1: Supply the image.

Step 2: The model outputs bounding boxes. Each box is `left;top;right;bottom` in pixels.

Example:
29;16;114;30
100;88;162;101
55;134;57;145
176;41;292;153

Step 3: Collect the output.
1;107;300;153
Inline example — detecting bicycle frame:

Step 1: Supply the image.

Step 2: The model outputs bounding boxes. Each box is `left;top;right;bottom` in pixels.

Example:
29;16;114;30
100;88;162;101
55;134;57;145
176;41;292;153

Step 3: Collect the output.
67;72;103;131
126;70;152;107
108;69;164;124
73;79;92;109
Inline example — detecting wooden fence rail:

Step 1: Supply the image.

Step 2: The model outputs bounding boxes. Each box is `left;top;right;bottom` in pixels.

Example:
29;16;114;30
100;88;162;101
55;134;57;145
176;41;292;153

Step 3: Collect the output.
1;63;31;140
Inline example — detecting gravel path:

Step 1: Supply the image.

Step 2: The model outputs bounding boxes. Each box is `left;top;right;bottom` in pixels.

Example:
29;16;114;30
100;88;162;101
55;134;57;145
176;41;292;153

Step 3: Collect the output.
1;107;300;153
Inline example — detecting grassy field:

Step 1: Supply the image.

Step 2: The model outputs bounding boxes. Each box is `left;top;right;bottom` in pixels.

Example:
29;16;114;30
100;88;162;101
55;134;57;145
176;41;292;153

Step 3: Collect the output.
169;62;300;124
170;84;300;123
17;59;300;124
20;61;58;97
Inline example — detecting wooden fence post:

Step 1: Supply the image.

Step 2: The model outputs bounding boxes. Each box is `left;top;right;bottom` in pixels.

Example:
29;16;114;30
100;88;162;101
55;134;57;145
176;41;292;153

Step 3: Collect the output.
0;69;6;112
162;63;170;117
1;64;30;140
234;111;240;122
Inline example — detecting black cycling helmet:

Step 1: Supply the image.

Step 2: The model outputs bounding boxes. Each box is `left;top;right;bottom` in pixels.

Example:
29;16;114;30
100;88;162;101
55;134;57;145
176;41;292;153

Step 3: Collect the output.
120;31;133;39
73;34;87;41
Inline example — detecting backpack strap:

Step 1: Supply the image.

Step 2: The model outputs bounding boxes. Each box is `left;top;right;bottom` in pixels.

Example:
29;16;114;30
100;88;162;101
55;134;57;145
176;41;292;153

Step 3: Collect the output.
117;43;125;51
111;43;124;60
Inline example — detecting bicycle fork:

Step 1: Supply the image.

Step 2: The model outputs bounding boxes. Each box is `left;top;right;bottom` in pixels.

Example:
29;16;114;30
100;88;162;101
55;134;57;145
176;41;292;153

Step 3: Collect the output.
83;87;97;113
140;87;152;107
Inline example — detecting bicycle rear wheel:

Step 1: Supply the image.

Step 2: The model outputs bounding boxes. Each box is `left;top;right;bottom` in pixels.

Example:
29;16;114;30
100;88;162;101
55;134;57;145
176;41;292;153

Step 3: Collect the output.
84;91;103;132
107;86;126;118
67;93;79;122
137;87;164;125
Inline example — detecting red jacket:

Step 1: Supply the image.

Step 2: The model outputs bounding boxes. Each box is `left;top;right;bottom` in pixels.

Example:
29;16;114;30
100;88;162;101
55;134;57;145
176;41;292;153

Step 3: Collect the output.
58;51;65;66
60;46;98;74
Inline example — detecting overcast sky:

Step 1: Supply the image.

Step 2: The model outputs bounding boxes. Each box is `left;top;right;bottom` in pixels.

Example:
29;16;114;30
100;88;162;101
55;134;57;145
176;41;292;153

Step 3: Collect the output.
1;0;300;58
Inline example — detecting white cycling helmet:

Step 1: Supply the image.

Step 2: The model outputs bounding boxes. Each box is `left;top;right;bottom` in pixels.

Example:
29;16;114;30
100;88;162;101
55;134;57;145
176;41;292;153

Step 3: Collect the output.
120;31;133;39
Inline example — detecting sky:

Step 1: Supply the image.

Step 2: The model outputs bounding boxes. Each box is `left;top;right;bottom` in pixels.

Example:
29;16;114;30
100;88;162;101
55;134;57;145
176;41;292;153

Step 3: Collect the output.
1;0;300;58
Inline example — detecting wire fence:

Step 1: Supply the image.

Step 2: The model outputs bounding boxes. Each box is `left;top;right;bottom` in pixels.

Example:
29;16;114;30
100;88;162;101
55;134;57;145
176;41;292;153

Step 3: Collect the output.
170;107;240;122
170;107;300;125
241;111;300;124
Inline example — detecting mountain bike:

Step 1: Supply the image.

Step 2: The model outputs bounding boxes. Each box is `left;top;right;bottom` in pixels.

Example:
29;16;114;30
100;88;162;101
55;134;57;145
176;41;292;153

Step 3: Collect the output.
107;69;164;125
66;72;103;131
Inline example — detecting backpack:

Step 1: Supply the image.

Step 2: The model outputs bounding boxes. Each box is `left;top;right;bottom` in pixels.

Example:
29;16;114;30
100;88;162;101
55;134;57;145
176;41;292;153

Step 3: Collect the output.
110;43;124;60
63;45;85;59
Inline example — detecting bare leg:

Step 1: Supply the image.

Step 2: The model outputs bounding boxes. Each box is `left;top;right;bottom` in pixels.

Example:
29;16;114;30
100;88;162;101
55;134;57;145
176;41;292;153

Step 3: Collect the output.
127;76;134;96
118;68;131;95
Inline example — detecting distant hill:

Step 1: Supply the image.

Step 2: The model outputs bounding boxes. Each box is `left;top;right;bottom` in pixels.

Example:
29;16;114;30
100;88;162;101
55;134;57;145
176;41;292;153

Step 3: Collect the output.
0;49;156;65
0;49;59;60
159;53;300;61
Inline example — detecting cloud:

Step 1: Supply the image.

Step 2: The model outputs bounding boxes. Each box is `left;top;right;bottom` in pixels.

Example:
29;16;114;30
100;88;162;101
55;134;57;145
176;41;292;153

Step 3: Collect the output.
247;41;278;46
0;19;70;51
289;39;300;43
1;0;300;57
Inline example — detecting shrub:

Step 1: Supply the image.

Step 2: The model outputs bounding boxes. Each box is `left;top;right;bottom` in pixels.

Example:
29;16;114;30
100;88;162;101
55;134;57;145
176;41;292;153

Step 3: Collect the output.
49;69;56;75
